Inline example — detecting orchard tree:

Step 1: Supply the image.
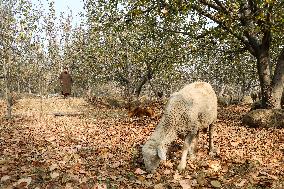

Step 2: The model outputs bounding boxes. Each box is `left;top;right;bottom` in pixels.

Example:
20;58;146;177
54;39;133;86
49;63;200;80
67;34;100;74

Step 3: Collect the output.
94;0;283;109
0;0;24;118
0;0;47;117
14;0;44;94
187;0;284;109
189;35;259;97
83;0;192;99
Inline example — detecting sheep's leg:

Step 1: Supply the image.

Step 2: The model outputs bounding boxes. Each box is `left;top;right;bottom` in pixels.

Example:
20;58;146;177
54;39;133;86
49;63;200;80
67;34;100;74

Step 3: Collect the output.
209;123;213;152
209;123;217;156
188;130;199;158
177;132;198;171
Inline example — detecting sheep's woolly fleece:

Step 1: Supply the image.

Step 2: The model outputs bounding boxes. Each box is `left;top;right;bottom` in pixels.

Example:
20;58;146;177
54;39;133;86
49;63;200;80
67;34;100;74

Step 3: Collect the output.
142;82;217;172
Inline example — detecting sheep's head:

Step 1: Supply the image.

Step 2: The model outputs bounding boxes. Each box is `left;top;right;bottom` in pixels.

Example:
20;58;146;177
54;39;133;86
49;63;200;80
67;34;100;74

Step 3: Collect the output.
142;143;167;172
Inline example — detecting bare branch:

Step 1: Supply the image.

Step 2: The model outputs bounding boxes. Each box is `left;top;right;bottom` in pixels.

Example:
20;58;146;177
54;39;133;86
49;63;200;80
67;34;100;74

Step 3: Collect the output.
212;0;230;14
265;2;273;26
156;24;223;40
156;25;192;36
199;0;222;12
248;0;257;15
190;4;250;48
261;30;271;50
273;1;284;11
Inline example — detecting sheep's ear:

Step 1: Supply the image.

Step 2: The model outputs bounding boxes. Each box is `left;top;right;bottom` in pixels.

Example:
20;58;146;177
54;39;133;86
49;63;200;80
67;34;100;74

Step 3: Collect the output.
157;146;166;160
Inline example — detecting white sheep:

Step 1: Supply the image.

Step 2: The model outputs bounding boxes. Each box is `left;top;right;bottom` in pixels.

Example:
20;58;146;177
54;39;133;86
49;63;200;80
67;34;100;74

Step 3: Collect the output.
142;82;217;172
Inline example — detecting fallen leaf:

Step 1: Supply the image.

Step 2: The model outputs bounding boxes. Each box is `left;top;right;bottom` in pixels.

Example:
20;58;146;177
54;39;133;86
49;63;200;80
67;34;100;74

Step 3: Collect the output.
46;136;56;142
14;177;32;187
156;173;162;181
196;175;206;186
137;175;146;182
179;179;191;189
235;179;247;187
230;139;241;147
49;163;58;171
154;183;165;189
94;183;107;189
209;161;221;172
1;175;11;182
211;180;221;188
50;172;60;179
111;161;120;168
0;159;8;165
163;161;174;168
79;169;87;174
134;168;146;175
163;169;171;175
80;176;88;183
146;174;154;179
65;183;73;189
259;171;278;180
80;182;89;189
173;172;182;180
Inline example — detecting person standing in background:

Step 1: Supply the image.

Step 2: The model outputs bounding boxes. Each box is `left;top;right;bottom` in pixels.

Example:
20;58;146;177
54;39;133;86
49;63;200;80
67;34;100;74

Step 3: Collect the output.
59;67;73;98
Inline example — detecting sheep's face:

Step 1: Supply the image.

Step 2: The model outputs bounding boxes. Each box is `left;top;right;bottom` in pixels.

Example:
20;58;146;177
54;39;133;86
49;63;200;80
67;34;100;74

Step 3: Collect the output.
142;147;160;172
142;144;167;172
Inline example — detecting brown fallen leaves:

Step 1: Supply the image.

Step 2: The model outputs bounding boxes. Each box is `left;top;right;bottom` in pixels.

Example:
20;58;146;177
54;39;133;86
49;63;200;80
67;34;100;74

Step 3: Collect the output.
0;98;283;189
128;106;155;118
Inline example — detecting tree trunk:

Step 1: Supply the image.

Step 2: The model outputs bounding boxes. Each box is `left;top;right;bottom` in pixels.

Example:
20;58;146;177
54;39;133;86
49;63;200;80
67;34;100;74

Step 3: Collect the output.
256;48;272;108
28;78;32;94
270;48;284;109
250;30;283;109
17;80;20;93
134;69;153;98
135;75;148;97
4;51;12;119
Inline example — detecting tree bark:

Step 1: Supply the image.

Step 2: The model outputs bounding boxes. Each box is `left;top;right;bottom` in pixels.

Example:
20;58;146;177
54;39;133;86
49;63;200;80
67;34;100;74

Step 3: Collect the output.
256;48;272;108
255;47;284;109
270;48;284;109
134;69;153;97
4;50;12;119
135;76;148;97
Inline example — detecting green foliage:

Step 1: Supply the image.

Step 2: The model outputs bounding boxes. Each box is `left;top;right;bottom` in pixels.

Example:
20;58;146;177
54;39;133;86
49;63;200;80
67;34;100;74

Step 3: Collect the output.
82;0;283;105
1;0;282;102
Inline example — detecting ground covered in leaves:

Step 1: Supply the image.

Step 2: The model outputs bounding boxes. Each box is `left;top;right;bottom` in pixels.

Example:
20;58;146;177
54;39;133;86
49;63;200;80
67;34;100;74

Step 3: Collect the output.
0;97;283;189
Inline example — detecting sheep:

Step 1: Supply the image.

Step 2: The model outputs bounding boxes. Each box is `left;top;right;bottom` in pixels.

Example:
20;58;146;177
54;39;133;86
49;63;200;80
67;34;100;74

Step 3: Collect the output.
142;82;217;172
